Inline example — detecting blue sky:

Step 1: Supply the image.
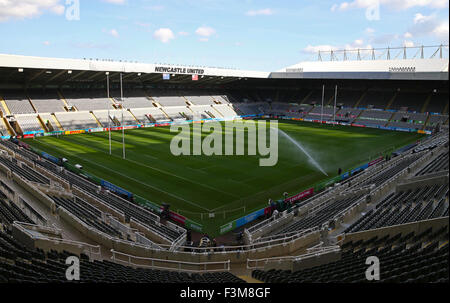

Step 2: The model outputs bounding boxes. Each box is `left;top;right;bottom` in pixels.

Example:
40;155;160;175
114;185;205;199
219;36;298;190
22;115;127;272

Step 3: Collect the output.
0;0;448;71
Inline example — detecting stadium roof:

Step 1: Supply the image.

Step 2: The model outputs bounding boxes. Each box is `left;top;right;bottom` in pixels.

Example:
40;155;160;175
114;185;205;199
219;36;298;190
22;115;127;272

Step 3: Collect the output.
0;53;272;87
0;51;448;86
0;54;271;78
271;58;449;80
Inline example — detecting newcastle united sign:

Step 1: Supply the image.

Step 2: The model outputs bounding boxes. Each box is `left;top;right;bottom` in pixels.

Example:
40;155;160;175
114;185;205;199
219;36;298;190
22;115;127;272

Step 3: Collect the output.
154;66;205;75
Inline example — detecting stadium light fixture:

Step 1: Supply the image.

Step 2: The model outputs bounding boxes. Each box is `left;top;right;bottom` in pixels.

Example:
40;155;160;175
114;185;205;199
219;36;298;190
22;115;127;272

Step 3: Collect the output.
18;68;24;72
68;70;72;74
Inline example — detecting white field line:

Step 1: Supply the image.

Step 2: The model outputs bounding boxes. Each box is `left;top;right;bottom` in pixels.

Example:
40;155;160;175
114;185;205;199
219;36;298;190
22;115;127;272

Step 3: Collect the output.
92;133;210;174
100;127;314;214
106;131;256;186
35;139;213;212
105;125;277;189
61;135;240;199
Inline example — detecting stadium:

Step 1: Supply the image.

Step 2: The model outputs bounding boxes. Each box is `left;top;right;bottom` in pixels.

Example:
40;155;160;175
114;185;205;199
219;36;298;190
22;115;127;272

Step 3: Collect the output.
0;2;449;290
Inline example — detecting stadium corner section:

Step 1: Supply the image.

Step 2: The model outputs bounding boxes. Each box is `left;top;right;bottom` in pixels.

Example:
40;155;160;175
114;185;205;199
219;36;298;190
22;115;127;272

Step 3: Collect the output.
14;114;429;238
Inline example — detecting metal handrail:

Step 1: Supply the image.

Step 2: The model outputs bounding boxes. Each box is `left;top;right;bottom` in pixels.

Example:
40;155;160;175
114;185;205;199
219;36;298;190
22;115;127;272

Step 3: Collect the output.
110;249;231;272
156;227;318;253
13;221;101;258
252;228;316;244
247;246;341;269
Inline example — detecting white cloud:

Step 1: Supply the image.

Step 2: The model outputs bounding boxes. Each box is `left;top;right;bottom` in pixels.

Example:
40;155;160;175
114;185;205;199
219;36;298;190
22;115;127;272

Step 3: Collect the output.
339;2;350;10
178;31;190;36
413;13;433;24
303;44;340;53
404;31;413;38
409;13;449;42
153;28;175;43
50;4;65;15
109;29;119;37
353;39;364;46
303;39;373;54
102;28;120;37
332;0;448;11
361;13;448;48
331;4;339;11
0;0;65;22
102;0;126;4
195;26;216;37
389;0;448;9
246;8;273;16
432;21;449;41
403;40;415;47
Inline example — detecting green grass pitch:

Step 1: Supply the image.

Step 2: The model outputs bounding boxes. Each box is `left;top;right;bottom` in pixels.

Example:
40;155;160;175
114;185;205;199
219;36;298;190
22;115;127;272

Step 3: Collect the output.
23;120;425;236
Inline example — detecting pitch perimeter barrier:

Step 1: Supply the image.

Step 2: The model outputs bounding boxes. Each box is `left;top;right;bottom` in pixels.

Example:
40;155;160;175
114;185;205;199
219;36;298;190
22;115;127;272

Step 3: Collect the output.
133;195;204;232
219;188;315;235
314;176;341;192
168;211;186;225
101;180;133;199
272;115;433;135
134;195;162;214
41;152;60;165
0;111;435;141
30;146;45;157
15;115;262;140
63;162;103;185
284;188;314;204
185;219;203;232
